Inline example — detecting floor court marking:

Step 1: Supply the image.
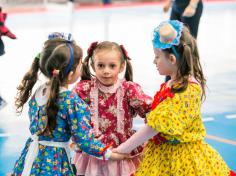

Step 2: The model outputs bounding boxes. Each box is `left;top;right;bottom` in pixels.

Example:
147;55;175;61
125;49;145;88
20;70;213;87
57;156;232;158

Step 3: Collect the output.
206;135;236;146
225;114;236;119
202;117;215;122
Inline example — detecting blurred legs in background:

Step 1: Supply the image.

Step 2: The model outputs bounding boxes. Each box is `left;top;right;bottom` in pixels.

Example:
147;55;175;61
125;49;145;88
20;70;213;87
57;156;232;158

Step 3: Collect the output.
103;0;112;5
0;94;7;111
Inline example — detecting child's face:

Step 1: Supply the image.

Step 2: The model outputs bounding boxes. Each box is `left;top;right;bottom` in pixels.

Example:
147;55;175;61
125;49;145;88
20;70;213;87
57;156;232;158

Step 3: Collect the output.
153;48;176;77
92;50;125;86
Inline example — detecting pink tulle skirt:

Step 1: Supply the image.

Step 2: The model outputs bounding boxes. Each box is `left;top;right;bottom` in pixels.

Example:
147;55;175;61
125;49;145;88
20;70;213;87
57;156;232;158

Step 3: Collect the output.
73;153;142;176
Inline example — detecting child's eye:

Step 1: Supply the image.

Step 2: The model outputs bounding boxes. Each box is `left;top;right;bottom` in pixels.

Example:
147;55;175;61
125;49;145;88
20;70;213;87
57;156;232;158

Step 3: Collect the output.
110;64;116;68
97;64;104;68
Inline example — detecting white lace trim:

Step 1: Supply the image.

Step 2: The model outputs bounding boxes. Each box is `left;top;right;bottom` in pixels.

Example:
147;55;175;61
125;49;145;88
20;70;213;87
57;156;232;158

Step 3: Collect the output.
90;82;99;136
116;85;124;133
34;83;69;106
97;79;121;94
90;78;125;135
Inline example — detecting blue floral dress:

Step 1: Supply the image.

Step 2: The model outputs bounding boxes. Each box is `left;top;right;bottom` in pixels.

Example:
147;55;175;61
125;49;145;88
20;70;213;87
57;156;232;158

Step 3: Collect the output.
12;89;106;176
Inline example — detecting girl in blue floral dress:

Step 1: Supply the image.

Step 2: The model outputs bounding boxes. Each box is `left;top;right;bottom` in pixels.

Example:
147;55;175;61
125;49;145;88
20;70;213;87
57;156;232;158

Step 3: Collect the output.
10;32;126;176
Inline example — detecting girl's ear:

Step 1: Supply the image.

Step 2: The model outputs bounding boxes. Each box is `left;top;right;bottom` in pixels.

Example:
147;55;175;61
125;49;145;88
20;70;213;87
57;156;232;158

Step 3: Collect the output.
119;62;125;73
67;71;74;82
169;54;177;65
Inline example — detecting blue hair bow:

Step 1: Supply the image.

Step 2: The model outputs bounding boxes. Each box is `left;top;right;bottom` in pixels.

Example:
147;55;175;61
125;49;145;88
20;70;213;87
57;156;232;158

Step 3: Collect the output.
152;20;183;59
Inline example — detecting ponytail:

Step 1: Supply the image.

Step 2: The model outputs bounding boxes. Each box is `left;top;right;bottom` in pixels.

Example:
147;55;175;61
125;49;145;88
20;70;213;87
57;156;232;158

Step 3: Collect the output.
170;33;206;100
15;56;40;114
120;45;133;82
170;43;192;93
45;76;60;134
81;42;98;80
191;42;206;100
81;56;92;80
125;60;133;82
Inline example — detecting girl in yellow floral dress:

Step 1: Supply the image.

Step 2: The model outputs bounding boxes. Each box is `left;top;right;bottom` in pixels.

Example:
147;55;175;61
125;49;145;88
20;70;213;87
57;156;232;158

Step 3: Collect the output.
114;20;236;176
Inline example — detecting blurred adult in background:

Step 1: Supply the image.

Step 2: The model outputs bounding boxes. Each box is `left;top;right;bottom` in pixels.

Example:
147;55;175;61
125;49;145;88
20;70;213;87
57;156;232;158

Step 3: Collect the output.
0;6;16;110
0;6;16;56
163;0;203;82
163;0;203;38
0;94;7;111
103;0;112;5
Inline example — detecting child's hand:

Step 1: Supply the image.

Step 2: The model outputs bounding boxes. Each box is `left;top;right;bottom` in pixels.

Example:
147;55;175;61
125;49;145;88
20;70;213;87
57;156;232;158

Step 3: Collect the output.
69;142;82;153
109;151;130;161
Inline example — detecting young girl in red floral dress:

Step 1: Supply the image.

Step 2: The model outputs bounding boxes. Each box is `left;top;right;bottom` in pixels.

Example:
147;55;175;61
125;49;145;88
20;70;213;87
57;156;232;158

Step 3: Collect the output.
72;41;153;176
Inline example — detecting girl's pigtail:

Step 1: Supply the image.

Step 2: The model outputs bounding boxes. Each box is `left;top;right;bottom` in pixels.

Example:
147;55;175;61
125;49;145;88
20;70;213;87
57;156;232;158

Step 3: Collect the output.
15;55;40;114
191;41;206;100
45;71;60;134
170;43;191;93
125;60;133;82
120;45;133;82
81;56;91;80
81;41;98;80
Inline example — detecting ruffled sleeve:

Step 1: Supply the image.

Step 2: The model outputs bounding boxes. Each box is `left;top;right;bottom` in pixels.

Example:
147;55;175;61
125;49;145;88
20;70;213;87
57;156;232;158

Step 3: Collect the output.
66;92;106;157
126;82;153;118
73;80;92;104
147;84;202;136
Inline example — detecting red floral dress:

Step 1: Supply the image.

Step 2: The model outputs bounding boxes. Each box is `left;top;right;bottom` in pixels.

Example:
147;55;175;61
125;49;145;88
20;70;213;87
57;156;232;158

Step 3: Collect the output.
73;78;152;176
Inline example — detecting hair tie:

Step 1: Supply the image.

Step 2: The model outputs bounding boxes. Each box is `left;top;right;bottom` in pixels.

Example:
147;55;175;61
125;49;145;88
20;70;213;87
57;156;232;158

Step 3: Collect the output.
83;60;89;65
120;45;131;60
87;41;98;57
52;69;60;77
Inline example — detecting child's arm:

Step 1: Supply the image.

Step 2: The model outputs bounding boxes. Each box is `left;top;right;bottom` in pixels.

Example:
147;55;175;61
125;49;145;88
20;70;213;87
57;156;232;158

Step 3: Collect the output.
114;124;157;154
163;0;173;13
127;82;153;118
72;80;91;104
68;93;130;160
68;93;112;159
183;0;200;17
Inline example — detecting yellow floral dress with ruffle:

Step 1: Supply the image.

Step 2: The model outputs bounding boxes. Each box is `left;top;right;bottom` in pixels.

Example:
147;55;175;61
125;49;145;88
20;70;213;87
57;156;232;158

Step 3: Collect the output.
135;82;231;176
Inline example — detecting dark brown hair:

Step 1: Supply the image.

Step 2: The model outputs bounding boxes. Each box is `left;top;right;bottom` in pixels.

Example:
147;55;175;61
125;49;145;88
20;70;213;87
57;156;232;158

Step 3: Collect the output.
163;26;206;100
81;41;133;81
15;38;83;134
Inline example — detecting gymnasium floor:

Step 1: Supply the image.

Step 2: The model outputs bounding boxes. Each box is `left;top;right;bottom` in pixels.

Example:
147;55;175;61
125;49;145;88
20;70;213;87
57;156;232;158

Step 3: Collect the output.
0;0;235;174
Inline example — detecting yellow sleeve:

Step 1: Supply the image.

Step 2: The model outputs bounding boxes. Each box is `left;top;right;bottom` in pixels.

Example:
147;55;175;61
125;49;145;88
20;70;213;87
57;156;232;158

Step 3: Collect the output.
147;84;202;136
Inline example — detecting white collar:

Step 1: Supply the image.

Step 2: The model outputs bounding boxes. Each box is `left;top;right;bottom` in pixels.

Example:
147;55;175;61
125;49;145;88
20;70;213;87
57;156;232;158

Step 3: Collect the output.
34;83;69;106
